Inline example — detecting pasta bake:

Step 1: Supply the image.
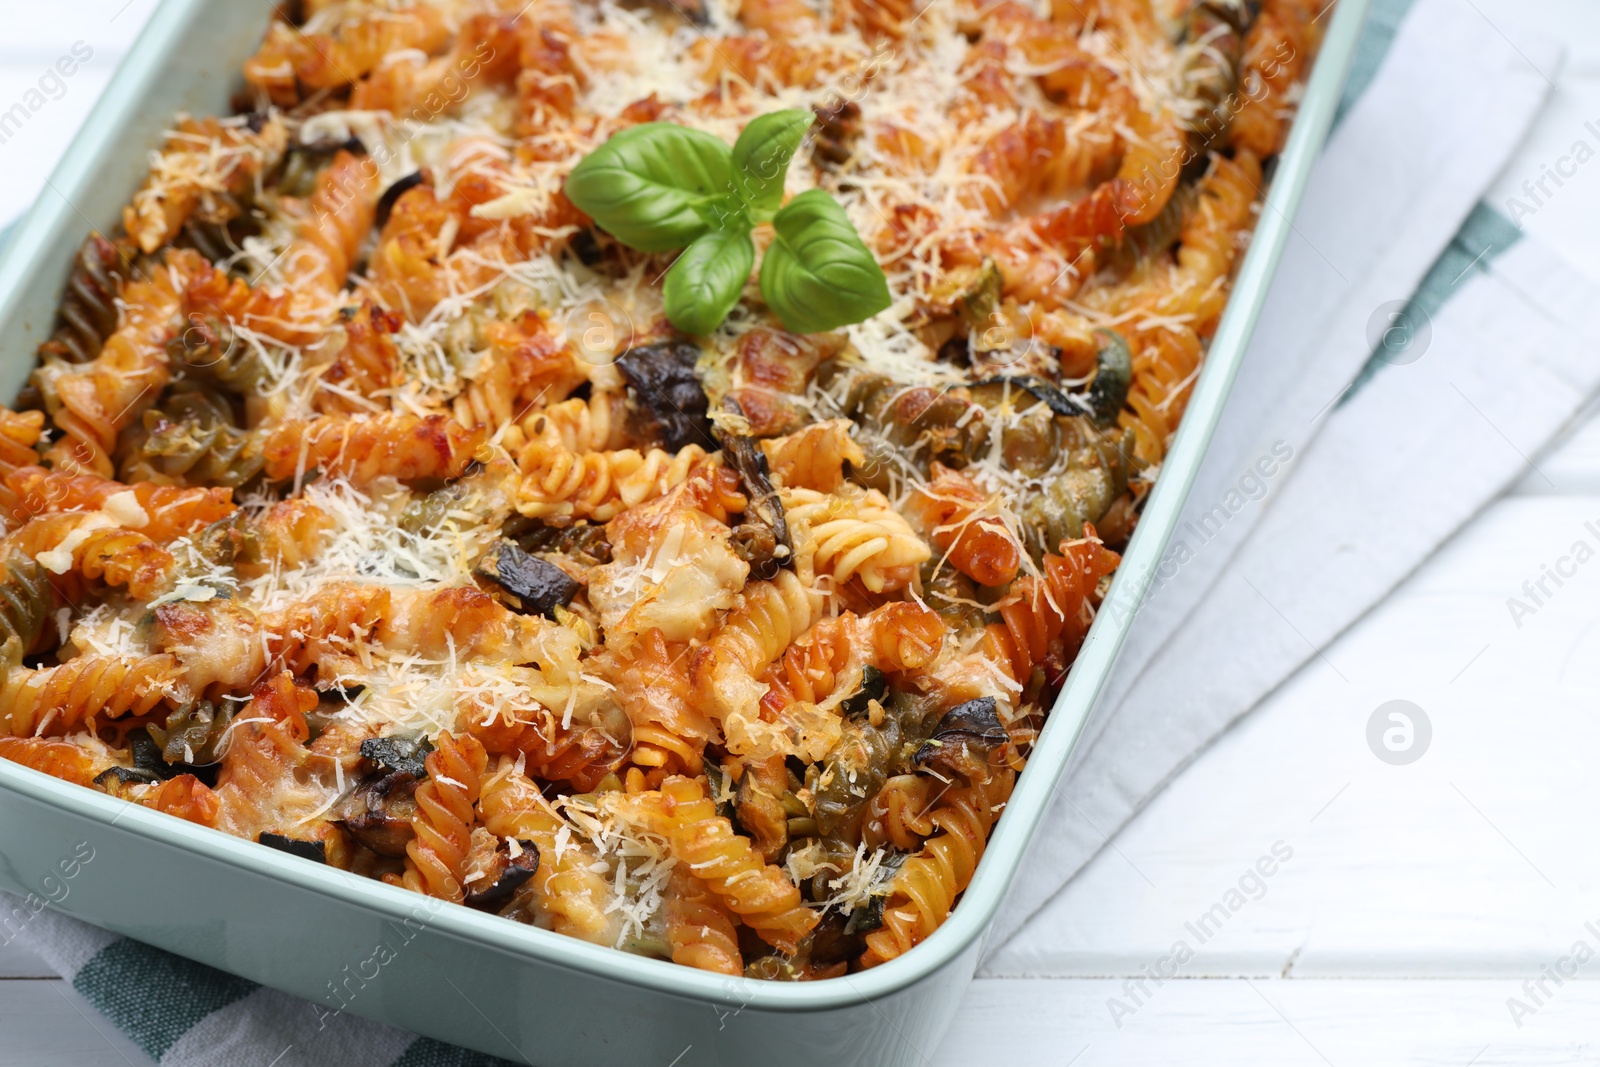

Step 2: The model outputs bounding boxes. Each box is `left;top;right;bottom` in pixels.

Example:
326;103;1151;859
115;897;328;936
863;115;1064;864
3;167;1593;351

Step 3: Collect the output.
0;0;1324;978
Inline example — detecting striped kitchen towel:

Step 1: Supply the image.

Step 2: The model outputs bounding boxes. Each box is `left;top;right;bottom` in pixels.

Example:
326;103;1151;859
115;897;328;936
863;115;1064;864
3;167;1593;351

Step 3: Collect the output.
0;0;1577;1062
0;903;501;1066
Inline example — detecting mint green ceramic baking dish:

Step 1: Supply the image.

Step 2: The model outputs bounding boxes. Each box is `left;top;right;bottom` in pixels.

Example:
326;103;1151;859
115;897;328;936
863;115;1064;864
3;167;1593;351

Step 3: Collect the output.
0;2;1369;1063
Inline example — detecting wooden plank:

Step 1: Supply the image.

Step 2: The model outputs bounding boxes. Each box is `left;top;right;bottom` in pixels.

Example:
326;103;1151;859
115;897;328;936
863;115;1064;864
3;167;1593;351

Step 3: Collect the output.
990;497;1600;979
1518;401;1600;495
938;978;1600;1066
0;939;57;980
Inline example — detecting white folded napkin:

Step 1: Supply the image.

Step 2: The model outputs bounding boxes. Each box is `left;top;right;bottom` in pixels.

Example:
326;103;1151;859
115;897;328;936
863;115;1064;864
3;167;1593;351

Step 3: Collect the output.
983;0;1573;960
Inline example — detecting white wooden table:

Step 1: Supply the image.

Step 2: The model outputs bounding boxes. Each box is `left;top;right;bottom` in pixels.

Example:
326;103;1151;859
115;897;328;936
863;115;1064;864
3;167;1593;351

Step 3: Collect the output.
6;1;1600;1063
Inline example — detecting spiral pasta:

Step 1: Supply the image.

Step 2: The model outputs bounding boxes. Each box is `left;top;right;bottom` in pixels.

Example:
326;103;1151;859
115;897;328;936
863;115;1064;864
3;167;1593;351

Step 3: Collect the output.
1160;151;1264;329
515;443;710;523
607;627;714;775
1229;0;1321;159
4;465;234;542
121;389;266;489
37;249;208;477
478;759;620;944
860;761;1016;967
0;646;178;738
907;464;1022;588
141;774;221;827
783;485;931;594
259;585;394;681
246;497;332;571
962;110;1121;218
449;315;588;435
692;569;827;759
281;150;382;321
261;412;485;486
402;731;489;904
314;303;403;415
350;14;520;115
5;0;1321;982
757;602;945;718
123;115;288;255
518;393;630;454
986;531;1122;689
759;420;866;492
1118;323;1205;466
244;4;453;106
465;703;628;793
214;673;349;863
665;865;743;975
38;235;132;364
630;775;819;954
861;773;936;851
0;735;110;786
6;514;173;599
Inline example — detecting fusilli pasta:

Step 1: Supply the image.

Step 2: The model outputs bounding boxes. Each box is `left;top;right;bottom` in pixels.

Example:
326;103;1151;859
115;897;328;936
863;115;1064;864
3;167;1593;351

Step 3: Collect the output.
402;731;489;903
1;0;1323;982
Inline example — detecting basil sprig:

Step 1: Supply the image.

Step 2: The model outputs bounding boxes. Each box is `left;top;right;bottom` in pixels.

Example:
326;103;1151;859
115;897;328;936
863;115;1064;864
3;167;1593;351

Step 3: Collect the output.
564;110;891;336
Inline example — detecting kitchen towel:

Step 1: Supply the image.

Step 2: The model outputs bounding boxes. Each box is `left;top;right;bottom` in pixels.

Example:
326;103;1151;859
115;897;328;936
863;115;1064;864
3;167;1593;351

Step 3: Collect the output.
0;0;1582;1063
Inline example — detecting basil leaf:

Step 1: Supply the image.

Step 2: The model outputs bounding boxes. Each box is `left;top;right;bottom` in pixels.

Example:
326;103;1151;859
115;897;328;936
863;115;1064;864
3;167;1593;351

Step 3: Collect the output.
759;189;891;334
663;226;756;336
730;109;814;218
563;123;735;253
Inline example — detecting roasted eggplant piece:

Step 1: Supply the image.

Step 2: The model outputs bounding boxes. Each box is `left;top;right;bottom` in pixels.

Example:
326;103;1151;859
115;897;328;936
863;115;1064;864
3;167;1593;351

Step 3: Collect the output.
147;701;235;777
839;665;887;719
503;518;613;565
844;895;887;936
93;766;161;792
969;374;1079;417
913;697;1009;776
127;728;179;780
359;735;433;779
475;539;580;617
736;759;791;863
616;341;713;451
809;910;868;964
259;832;328;864
970;341;1129;428
715;414;794;581
811;690;944;837
812;100;862;169
1082;329;1132;428
337;768;421;857
93;719;226;792
375;171;424;230
703;761;738;821
840;373;987;487
1016;420;1134;555
569;228;603;266
465;839;540;912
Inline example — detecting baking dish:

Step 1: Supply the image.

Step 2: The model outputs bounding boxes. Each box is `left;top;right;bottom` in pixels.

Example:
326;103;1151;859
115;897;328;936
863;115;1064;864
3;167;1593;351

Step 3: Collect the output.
0;0;1370;1062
